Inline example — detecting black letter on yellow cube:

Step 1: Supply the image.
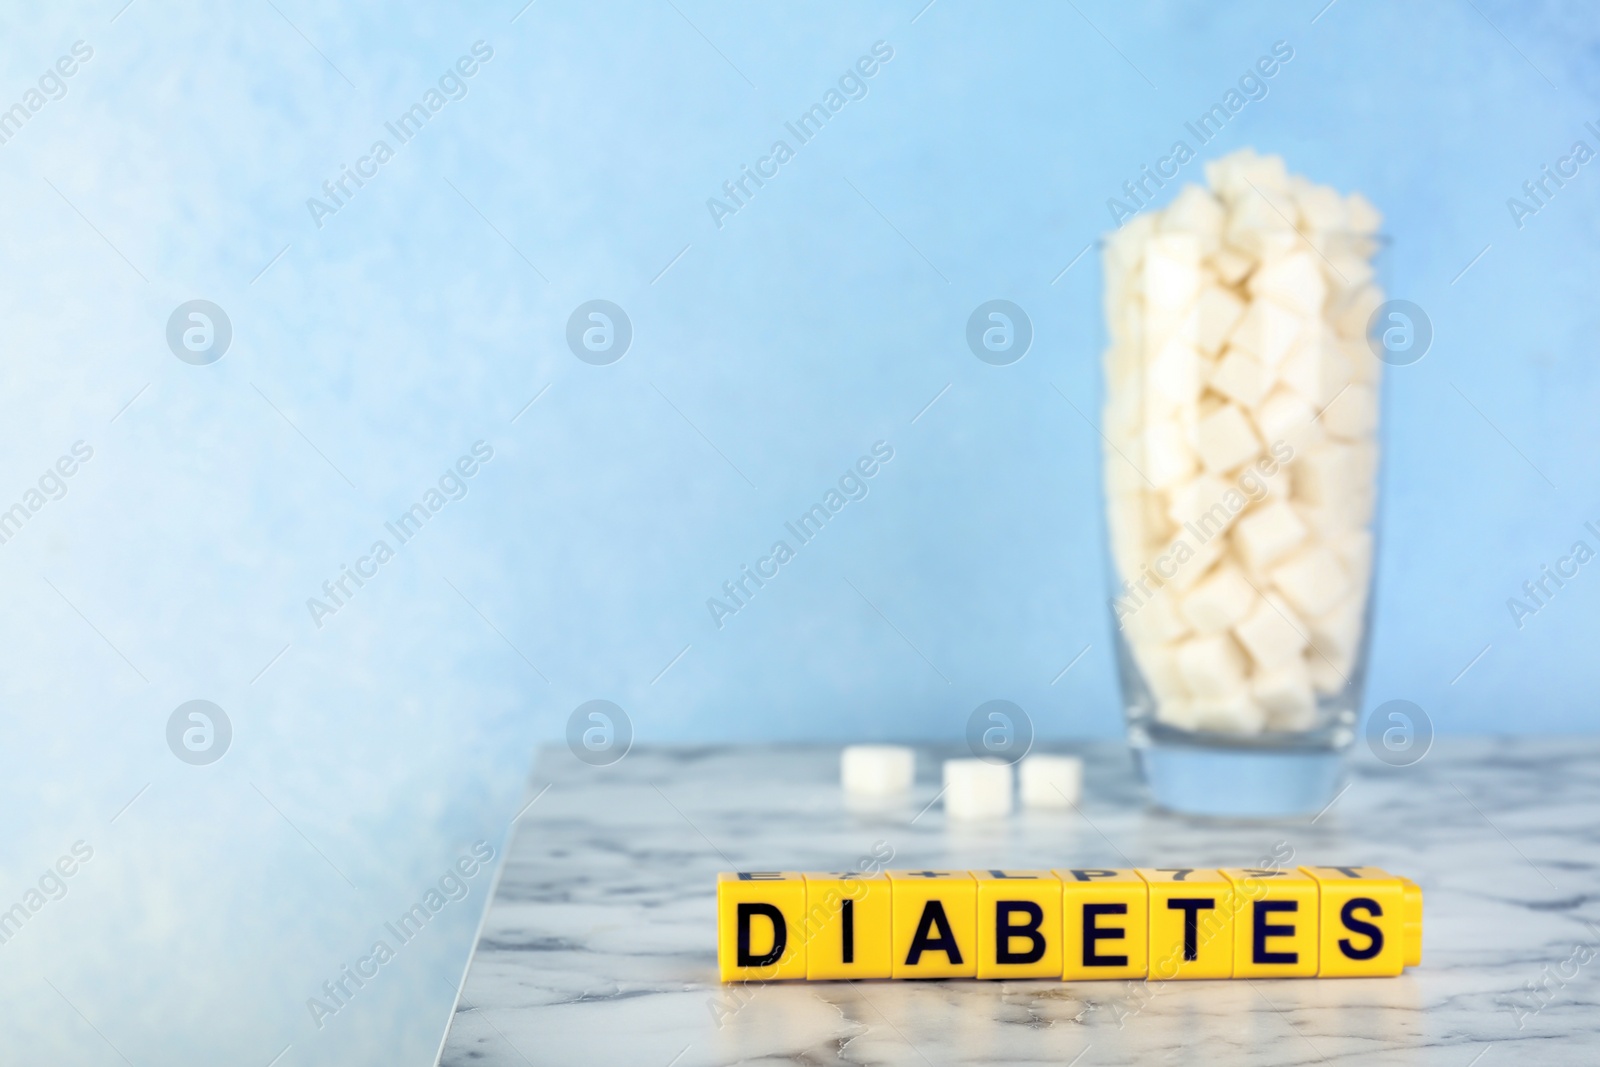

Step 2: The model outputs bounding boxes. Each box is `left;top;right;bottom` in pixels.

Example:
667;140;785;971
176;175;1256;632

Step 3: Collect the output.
718;872;807;981
889;871;977;978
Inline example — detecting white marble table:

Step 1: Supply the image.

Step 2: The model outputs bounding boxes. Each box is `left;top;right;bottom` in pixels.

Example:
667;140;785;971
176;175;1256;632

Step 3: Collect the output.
438;739;1600;1066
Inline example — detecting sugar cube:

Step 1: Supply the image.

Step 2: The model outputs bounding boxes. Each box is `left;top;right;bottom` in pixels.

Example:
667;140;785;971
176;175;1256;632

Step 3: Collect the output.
1252;659;1317;731
1228;297;1304;368
1020;755;1084;808
1233;500;1309;571
1179;564;1256;632
1270;545;1351;618
1197;404;1262;473
1232;592;1308;669
1195;284;1247;355
1255;387;1322;451
1132;641;1191;702
943;759;1014;820
1210;348;1270;409
1308;652;1348;696
841;745;915;795
1323;383;1377;440
1174;632;1248;697
1309;593;1366;674
1141;420;1197;488
1249;251;1328;316
1189;692;1267;735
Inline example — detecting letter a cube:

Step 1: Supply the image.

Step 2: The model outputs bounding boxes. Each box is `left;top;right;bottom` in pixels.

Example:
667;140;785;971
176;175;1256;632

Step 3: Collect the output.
888;871;977;978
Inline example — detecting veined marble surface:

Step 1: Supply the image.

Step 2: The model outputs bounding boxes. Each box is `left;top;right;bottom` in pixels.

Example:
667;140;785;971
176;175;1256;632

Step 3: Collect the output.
438;739;1600;1066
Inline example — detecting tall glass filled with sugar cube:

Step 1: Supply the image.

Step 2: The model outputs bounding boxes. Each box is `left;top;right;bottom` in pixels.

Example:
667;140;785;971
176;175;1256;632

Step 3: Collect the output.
1099;150;1385;817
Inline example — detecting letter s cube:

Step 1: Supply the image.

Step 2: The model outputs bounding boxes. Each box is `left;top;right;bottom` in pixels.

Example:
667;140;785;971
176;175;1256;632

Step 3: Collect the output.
1300;866;1422;977
718;872;807;982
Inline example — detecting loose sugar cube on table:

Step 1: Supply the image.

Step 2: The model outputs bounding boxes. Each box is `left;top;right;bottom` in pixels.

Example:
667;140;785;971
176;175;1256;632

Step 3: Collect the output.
1019;755;1083;809
943;759;1014;820
841;745;915;796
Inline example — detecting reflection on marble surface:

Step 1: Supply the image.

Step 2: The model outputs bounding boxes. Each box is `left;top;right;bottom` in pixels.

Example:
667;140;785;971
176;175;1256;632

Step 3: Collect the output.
441;739;1600;1066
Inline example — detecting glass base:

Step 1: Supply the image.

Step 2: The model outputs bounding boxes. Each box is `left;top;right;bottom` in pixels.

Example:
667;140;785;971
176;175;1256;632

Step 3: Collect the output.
1136;741;1344;818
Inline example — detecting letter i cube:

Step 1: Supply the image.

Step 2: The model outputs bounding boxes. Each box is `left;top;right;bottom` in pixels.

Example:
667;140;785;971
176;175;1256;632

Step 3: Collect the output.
888;871;977;978
717;872;807;982
1055;868;1148;980
1140;868;1235;979
1300;866;1423;977
803;872;892;979
975;870;1062;979
1223;868;1318;977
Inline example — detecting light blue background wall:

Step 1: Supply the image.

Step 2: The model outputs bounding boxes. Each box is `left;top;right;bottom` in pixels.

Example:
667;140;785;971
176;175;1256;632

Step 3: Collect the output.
2;1;1596;1063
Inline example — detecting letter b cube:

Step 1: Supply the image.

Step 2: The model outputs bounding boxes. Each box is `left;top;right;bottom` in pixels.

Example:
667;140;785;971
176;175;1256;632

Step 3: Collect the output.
976;870;1062;979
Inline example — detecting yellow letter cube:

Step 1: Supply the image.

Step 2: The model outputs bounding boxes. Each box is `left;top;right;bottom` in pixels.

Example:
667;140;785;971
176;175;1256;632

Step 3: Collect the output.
975;870;1062;979
802;872;892;979
1140;868;1235;979
1223;868;1319;977
717;871;807;982
888;870;977;978
1300;866;1421;977
1055;868;1149;980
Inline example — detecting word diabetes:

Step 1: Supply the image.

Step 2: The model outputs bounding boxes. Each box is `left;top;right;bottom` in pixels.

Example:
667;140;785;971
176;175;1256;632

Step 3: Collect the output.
718;866;1421;982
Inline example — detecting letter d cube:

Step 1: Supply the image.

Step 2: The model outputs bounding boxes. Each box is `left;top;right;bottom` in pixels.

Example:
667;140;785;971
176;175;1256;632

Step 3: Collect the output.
718;872;807;982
